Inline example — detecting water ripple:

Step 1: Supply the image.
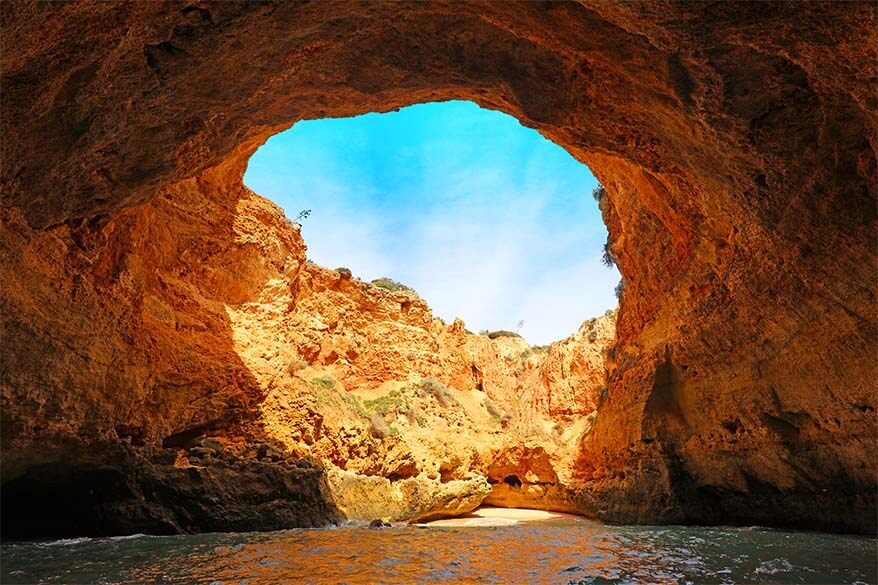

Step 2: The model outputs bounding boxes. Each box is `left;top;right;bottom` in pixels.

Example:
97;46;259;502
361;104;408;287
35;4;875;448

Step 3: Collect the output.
2;520;875;585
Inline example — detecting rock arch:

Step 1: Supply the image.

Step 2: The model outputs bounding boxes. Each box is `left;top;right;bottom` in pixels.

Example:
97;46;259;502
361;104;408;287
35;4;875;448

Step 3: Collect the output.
1;1;875;533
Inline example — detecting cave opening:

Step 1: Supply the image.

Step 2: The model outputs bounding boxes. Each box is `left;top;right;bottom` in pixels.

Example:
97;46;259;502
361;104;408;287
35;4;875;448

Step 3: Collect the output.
503;475;523;489
0;463;168;540
243;100;620;346
230;100;624;521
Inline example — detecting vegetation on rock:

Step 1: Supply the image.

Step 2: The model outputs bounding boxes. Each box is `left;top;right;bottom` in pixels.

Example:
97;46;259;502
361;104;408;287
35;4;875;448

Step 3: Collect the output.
416;377;457;408
371;277;417;295
486;330;521;340
601;240;616;268
363;389;407;416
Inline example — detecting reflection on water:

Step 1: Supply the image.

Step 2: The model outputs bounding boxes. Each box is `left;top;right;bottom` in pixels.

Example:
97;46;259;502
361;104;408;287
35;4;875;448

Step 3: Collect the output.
2;516;875;585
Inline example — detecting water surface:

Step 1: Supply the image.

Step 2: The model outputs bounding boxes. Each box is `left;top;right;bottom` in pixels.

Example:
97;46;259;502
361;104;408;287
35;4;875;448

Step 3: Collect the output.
2;516;875;584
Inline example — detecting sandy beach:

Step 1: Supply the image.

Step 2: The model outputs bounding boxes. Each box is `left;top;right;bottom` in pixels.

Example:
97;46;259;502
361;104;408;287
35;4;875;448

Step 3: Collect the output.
419;507;586;527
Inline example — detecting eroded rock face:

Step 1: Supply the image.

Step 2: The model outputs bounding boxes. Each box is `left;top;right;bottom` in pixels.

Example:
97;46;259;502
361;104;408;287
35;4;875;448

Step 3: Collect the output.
1;1;875;534
186;183;616;522
0;160;613;532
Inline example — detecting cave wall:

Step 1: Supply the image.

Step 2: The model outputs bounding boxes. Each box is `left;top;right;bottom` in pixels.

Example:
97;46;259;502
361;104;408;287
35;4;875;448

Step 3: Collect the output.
1;1;875;533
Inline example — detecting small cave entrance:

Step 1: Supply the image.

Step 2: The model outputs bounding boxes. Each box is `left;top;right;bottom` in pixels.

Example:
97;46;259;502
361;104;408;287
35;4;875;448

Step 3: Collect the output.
0;463;165;540
503;474;523;489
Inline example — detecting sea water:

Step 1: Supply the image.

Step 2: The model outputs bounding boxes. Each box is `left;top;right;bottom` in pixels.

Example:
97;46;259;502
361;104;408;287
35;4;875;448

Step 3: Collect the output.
2;515;875;584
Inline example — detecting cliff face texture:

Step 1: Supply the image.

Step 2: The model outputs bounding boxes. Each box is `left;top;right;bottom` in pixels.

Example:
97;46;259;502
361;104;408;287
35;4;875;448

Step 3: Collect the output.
1;1;875;535
1;165;613;533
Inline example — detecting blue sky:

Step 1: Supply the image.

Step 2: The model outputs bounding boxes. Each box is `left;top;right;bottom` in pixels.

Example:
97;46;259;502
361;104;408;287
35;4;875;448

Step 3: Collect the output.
244;100;618;344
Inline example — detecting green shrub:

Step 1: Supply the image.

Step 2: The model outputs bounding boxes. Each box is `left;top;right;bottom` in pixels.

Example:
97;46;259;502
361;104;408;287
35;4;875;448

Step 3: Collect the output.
311;375;340;409
487;330;521;340
592;184;606;203
519;349;532;360
311;375;371;418
615;279;625;300
417;377;455;408
601;240;616;268
344;393;369;418
310;375;336;393
371;277;417;295
335;267;352;279
363;389;406;416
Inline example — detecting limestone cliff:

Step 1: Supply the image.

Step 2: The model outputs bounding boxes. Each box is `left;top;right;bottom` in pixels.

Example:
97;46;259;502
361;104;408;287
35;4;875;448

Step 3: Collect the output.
0;164;614;533
192;182;618;522
1;1;875;535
